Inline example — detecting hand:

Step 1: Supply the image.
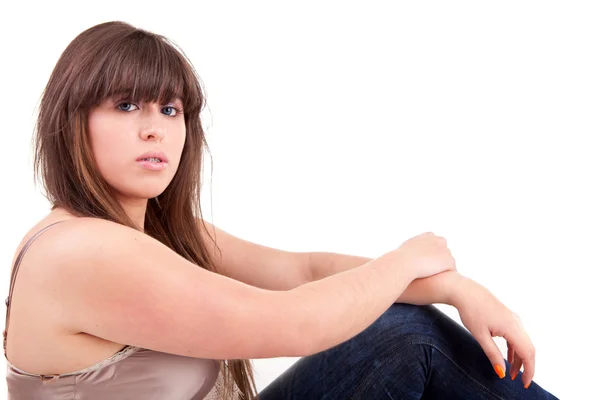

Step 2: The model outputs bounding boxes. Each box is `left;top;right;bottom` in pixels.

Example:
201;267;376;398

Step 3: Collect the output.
451;276;536;389
395;232;457;280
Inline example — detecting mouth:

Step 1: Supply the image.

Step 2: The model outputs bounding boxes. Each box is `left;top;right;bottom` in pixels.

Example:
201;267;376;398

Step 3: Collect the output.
136;158;168;171
136;151;169;163
139;157;163;163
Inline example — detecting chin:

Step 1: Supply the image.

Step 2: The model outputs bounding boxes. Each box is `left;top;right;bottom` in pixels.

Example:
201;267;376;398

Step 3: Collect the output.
139;188;169;199
115;186;169;202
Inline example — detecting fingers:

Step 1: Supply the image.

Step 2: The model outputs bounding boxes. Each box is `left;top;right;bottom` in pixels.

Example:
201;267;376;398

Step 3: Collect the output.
475;327;535;390
516;339;536;389
508;345;522;381
449;251;457;272
504;316;536;389
507;341;515;365
473;331;507;379
435;235;457;272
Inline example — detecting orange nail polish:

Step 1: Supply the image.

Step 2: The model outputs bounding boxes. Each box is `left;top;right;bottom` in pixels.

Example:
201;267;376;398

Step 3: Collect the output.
525;383;530;389
511;371;517;381
494;364;505;379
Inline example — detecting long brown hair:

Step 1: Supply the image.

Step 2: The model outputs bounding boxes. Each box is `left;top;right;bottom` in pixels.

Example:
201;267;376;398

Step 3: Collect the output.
33;21;258;399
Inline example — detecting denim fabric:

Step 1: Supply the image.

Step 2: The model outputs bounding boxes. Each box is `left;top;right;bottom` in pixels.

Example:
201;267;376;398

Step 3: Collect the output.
257;303;558;399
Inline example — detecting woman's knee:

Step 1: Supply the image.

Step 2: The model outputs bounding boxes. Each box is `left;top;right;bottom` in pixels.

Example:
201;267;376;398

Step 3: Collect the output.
371;303;443;334
368;303;483;362
353;303;443;350
320;303;454;366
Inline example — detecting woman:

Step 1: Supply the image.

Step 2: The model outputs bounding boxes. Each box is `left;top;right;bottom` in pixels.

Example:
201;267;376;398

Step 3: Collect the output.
3;21;557;399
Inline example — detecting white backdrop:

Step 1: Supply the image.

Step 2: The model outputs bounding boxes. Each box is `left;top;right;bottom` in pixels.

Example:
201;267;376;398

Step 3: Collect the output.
1;1;598;399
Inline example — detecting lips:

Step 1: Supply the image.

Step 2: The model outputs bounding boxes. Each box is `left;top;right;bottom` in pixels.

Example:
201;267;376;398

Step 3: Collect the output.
136;151;169;163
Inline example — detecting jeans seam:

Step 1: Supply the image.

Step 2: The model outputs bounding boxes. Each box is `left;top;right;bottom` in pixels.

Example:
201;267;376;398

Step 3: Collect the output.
348;338;507;400
412;340;506;400
348;342;414;400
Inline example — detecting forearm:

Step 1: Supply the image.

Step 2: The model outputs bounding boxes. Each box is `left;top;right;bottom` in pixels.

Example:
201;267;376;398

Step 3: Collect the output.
292;250;416;354
308;251;463;306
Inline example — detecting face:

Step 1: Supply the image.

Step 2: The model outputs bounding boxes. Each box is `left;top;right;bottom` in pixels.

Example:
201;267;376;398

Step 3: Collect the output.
87;95;186;203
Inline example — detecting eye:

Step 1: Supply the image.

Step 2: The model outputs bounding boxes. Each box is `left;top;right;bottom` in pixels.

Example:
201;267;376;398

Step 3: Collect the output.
162;105;183;117
117;102;138;112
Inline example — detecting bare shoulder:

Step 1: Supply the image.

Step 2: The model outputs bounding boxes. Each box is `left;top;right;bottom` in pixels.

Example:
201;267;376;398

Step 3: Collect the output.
36;216;154;263
16;216;146;285
9;216;148;318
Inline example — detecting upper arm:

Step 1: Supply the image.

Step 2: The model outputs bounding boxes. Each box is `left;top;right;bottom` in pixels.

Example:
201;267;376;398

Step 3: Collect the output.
48;219;310;360
198;220;312;291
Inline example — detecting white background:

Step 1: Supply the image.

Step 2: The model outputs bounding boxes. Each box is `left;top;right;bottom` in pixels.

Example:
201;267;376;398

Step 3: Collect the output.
1;1;598;398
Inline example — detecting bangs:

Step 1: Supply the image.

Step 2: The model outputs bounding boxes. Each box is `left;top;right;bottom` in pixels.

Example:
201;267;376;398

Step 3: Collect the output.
83;32;202;113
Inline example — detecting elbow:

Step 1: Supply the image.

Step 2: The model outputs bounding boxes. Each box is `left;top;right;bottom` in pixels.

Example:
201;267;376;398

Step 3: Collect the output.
284;322;320;357
275;289;325;358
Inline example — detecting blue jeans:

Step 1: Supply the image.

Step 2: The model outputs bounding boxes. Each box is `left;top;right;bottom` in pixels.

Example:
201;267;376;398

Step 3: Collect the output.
257;303;558;399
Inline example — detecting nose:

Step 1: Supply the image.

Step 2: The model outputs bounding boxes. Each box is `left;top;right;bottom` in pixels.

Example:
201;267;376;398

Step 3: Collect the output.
139;106;167;142
140;125;165;142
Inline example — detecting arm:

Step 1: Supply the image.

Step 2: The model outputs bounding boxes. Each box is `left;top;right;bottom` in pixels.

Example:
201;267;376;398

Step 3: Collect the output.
47;218;418;360
195;220;463;305
195;220;462;306
308;251;464;306
197;219;311;290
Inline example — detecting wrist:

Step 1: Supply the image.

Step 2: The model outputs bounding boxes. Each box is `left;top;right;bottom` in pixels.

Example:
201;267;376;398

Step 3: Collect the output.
440;271;469;307
389;248;422;283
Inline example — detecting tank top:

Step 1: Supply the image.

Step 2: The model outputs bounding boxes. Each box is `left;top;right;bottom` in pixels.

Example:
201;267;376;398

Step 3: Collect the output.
3;220;222;399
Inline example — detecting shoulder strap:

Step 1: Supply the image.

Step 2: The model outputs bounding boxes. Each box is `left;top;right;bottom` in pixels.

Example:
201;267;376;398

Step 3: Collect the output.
3;220;69;357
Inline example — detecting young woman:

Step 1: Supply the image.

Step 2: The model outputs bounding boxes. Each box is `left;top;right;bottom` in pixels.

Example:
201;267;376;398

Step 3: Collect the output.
3;21;558;399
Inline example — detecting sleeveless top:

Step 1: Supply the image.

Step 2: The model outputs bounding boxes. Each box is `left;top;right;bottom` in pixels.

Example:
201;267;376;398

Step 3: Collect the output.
3;220;222;399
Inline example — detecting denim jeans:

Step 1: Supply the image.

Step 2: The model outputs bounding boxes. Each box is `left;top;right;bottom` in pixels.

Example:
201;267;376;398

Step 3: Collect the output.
257;303;558;399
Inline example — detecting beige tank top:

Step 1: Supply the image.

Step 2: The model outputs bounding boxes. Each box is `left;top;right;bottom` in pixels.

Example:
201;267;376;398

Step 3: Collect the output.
3;220;222;399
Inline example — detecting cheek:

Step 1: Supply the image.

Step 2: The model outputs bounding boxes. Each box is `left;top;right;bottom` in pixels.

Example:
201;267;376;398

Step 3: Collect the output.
88;114;130;176
171;125;187;164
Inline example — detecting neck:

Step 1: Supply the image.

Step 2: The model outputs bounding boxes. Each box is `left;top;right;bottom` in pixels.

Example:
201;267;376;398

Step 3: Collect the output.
118;197;148;231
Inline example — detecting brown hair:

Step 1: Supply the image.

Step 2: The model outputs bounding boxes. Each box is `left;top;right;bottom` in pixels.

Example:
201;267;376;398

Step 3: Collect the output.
33;21;258;399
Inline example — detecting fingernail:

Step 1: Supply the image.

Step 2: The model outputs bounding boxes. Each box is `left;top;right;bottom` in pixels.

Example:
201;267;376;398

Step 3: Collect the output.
525;382;530;389
511;371;517;381
494;364;505;379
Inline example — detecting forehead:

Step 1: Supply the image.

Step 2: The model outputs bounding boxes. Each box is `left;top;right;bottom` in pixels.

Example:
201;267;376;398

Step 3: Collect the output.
104;93;184;104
